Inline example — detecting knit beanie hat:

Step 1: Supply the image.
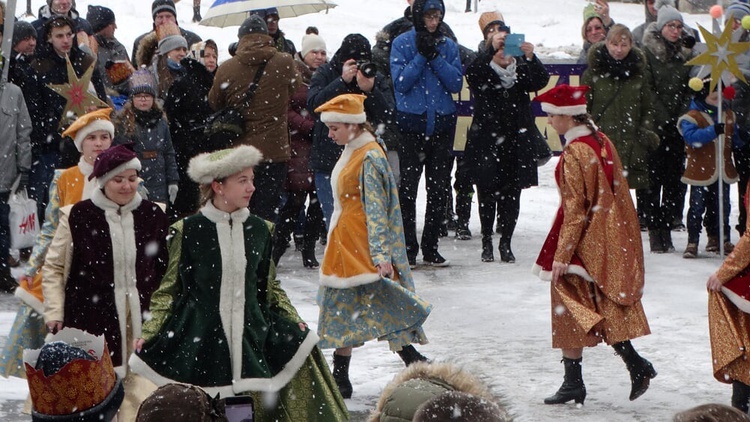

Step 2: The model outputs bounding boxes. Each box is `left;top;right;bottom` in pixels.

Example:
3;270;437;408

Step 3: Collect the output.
656;5;683;31
533;84;590;116
301;33;326;58
478;11;509;36
335;33;371;63
87;5;115;34
90;144;142;188
152;0;177;19
238;15;268;38
136;384;228;421
129;67;157;97
726;0;750;22
315;93;367;124
157;22;188;55
12;21;37;48
188;145;264;184
62;108;115;152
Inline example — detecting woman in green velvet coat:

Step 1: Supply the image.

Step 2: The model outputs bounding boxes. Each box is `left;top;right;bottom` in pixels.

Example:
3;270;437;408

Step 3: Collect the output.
130;145;348;421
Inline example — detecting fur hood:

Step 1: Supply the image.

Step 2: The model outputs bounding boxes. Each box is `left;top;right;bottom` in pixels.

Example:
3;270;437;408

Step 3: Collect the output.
587;41;647;78
375;30;390;46
368;362;501;421
135;32;159;69
641;22;693;63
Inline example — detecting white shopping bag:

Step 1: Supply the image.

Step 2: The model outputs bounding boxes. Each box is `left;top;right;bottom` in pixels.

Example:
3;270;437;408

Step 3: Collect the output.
8;176;38;249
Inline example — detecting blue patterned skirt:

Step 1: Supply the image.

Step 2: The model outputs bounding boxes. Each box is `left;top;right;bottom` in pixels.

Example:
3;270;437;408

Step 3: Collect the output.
317;277;431;351
0;302;46;378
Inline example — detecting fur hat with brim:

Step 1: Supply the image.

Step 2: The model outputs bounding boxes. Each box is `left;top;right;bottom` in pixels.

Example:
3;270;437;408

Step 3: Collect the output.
533;84;590;116
136;383;227;421
478;11;509;36
315;93;367;124
188;145;264;185
90;144;142;188
61;108;115;152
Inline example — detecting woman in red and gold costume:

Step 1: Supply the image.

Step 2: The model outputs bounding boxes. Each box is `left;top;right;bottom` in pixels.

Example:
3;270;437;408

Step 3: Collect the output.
532;84;656;406
706;185;750;412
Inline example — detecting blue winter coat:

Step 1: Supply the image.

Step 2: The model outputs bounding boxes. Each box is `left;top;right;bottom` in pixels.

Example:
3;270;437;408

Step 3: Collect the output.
390;29;463;136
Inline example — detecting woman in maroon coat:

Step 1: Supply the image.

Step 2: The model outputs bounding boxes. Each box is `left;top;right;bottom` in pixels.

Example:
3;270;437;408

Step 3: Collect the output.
42;145;169;419
273;34;327;268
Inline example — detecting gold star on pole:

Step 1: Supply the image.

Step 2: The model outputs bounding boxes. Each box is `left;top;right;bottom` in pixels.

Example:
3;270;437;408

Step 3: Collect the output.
687;21;750;92
47;56;109;128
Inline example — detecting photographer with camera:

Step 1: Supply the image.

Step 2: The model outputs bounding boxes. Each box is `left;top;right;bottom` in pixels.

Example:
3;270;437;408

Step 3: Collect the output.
641;5;698;254
308;34;394;230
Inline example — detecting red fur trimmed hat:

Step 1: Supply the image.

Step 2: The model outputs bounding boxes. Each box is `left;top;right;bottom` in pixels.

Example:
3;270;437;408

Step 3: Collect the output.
533;84;590;116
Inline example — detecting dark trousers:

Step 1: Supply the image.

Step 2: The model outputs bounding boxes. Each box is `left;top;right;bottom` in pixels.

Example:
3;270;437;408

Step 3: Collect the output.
687;182;732;244
643;135;686;230
399;131;453;259
28;150;58;224
478;184;520;239
452;156;474;228
0;191;9;271
274;190;323;250
250;162;287;222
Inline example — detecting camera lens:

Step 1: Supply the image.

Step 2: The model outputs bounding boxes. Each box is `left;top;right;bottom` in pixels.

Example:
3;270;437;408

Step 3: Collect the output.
357;61;377;78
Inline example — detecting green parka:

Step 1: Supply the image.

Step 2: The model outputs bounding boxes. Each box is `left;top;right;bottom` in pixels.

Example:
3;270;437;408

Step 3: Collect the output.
583;42;659;189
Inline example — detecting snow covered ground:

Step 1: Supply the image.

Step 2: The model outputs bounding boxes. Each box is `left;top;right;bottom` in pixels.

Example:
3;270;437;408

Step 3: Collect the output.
0;0;739;421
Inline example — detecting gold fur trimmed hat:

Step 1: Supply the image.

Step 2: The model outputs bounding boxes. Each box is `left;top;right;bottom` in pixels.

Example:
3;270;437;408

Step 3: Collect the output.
61;108;115;152
315;93;367;124
188;145;264;184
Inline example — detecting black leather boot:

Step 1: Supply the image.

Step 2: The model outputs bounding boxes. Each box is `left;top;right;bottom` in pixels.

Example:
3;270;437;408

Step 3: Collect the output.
648;230;665;253
732;380;750;413
192;5;202;22
660;228;675;253
613;340;657;401
332;353;352;399
397;344;429;366
544;357;586;405
271;242;288;267
301;238;319;269
481;236;494;262
499;239;515;263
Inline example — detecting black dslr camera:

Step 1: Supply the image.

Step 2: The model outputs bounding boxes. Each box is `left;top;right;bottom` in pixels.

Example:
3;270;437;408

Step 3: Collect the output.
356;60;377;78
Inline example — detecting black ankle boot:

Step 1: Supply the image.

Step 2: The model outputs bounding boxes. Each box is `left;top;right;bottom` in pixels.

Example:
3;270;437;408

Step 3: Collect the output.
332;353;352;399
660;229;675;253
272;242;289;267
499;239;515;263
544;357;586;405
613;340;657;401
192;6;202;22
732;381;750;413
481;236;494;262
302;239;319;269
397;345;429;366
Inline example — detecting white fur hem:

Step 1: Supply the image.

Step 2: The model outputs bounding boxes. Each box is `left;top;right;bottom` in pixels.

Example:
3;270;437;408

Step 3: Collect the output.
96;158;142;188
188;145;264;185
128;331;319;395
531;263;594;282
15;288;44;315
541;103;587;116
320;111;366;124
319;272;381;288
722;286;750;314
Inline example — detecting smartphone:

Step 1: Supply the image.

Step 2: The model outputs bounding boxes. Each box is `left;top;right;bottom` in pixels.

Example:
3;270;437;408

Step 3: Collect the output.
504;34;525;57
224;396;254;422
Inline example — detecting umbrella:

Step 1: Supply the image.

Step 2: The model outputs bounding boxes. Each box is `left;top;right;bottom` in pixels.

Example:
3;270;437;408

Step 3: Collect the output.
200;0;337;27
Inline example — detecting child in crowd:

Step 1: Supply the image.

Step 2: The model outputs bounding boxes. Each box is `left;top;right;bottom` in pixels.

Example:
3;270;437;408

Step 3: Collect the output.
114;68;179;205
678;79;741;258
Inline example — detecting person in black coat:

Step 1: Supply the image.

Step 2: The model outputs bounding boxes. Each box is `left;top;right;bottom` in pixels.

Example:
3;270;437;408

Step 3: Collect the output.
307;34;394;229
32;0;93;55
163;56;216;222
464;31;549;263
28;16;108;220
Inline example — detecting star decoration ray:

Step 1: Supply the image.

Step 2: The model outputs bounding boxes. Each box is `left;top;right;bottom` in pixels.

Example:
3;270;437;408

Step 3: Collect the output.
47;56;109;128
687;21;750;92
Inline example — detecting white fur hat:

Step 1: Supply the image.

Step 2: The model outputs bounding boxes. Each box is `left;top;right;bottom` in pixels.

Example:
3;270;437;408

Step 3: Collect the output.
188;145;264;184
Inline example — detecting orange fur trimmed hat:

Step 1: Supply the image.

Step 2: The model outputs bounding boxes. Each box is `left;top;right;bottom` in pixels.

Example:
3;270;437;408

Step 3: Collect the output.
315;93;367;124
61;108;114;152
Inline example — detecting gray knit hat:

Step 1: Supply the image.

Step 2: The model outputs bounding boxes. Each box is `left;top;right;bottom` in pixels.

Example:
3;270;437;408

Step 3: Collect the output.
656;5;683;31
238;15;268;38
152;0;177;19
726;1;750;22
129;68;157;97
159;35;188;55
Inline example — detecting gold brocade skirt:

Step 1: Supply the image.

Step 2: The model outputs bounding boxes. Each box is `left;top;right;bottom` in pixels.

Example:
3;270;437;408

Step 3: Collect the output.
708;291;750;385
551;274;651;349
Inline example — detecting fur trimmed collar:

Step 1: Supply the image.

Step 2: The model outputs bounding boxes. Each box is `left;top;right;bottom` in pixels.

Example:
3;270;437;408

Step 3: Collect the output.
641;22;693;63
91;187;142;214
587;42;646;79
201;201;250;225
345;131;375;151
565;125;592;142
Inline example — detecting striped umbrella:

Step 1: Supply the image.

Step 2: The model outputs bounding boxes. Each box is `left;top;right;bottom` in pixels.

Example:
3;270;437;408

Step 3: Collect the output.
200;0;337;27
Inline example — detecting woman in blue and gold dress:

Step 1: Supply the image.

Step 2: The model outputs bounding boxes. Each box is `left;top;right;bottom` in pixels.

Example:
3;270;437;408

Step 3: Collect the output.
315;94;432;399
